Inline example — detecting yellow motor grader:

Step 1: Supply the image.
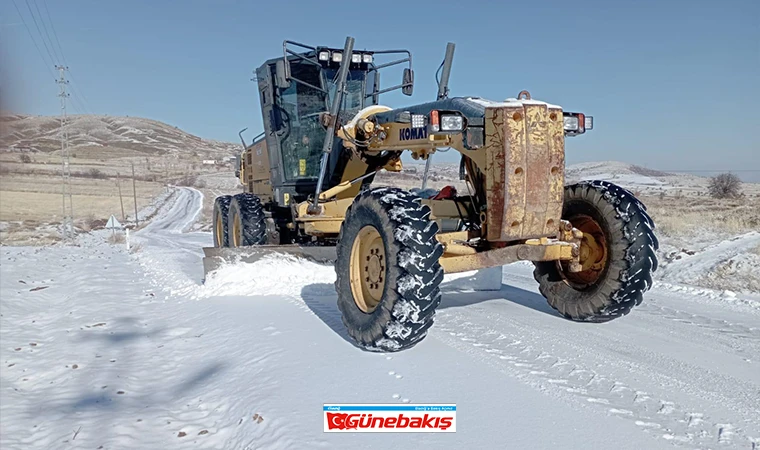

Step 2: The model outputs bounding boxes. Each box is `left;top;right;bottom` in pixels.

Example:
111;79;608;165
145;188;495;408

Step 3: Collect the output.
206;37;659;352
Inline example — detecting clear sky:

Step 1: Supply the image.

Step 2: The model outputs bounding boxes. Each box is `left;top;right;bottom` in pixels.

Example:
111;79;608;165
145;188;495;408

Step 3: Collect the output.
2;0;758;180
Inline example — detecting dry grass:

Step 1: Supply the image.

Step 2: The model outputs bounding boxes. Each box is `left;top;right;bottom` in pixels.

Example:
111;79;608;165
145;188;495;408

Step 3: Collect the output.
0;174;164;223
107;233;126;244
0;222;61;246
640;194;760;238
693;257;760;293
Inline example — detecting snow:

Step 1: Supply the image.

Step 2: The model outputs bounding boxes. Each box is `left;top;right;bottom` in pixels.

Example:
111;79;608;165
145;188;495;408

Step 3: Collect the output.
2;187;759;449
466;97;562;110
657;231;760;295
576;172;666;187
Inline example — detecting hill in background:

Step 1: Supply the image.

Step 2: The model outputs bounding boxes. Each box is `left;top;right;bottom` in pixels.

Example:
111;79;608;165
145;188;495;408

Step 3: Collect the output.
1;113;240;159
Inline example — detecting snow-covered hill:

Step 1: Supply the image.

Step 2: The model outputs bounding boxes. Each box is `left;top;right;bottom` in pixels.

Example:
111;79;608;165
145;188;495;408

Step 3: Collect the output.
0;113;239;158
564;161;727;195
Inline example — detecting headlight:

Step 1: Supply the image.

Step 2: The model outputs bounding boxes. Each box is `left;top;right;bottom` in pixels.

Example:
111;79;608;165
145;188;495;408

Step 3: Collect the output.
585;116;593;130
351;54;362;63
563;116;579;132
440;115;464;132
362;54;373;63
332;52;342;63
411;114;425;129
318;51;330;61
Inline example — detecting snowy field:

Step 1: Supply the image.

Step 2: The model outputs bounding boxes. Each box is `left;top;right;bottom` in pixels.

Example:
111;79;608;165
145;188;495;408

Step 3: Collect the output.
2;187;759;449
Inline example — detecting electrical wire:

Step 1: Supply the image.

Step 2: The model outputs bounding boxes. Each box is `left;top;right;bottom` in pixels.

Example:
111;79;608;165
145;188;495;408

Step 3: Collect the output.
435;60;444;91
24;0;57;68
11;0;56;79
32;0;62;63
42;0;66;65
31;0;93;114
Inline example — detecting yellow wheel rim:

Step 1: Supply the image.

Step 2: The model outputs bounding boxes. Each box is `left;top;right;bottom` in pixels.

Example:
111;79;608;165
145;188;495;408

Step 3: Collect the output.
349;225;386;313
215;213;224;246
563;214;608;287
231;212;240;247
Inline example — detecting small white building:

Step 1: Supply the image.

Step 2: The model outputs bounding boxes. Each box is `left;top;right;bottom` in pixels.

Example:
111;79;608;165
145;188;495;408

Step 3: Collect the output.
202;160;216;165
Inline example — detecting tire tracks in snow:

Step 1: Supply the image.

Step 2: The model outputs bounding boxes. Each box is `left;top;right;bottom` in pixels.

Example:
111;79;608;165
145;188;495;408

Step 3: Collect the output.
432;311;757;449
137;187;203;235
502;270;760;363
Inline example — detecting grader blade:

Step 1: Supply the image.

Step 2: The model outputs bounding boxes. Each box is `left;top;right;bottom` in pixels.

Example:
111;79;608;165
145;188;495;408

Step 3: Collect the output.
201;245;337;280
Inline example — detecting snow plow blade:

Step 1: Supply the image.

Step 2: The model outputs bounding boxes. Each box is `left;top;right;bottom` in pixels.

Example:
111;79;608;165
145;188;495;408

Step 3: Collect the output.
201;245;337;280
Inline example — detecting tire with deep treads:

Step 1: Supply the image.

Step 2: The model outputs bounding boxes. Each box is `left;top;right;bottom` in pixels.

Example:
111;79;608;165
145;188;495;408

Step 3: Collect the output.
534;180;659;322
212;195;232;247
335;187;444;352
228;193;266;247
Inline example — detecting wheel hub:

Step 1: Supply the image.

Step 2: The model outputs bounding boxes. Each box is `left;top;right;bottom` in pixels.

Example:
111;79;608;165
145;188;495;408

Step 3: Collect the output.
367;252;383;284
350;226;386;313
561;214;608;287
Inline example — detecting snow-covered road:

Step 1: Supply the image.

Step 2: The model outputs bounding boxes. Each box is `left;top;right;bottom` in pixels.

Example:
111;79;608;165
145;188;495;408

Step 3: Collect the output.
2;187;758;449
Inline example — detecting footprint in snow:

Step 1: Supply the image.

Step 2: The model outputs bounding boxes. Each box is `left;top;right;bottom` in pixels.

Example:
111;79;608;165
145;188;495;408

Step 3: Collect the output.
164;328;191;337
657;401;675;415
635;421;661;429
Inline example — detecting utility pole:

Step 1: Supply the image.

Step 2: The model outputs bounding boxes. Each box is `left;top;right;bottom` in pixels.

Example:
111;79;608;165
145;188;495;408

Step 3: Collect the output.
116;172;125;221
132;163;139;227
56;65;74;240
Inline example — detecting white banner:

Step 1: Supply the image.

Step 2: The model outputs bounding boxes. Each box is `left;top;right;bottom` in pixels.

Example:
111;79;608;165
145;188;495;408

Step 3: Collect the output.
323;404;456;433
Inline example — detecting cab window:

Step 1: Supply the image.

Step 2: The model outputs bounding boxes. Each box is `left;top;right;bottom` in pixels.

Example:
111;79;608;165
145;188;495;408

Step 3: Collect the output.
276;63;327;181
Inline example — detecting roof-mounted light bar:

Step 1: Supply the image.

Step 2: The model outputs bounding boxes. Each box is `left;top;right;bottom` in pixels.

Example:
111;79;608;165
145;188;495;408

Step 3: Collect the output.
317;49;373;66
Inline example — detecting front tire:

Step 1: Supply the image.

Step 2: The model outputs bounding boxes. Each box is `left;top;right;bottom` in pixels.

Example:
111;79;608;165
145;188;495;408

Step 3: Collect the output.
534;180;659;322
212;195;232;247
228;193;266;247
335;187;444;352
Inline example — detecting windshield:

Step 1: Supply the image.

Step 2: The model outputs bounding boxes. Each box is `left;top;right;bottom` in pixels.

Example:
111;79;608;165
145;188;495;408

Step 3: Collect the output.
274;66;369;182
276;63;327;181
325;68;366;121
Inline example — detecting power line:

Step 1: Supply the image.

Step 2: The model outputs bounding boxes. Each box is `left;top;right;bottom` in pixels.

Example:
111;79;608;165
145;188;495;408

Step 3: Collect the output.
10;0;55;80
40;0;93;114
42;0;67;65
66;70;93;114
24;0;57;68
32;0;62;63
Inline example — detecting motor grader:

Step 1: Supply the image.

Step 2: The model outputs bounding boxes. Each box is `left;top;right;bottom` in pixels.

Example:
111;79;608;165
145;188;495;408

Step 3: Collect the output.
206;37;659;352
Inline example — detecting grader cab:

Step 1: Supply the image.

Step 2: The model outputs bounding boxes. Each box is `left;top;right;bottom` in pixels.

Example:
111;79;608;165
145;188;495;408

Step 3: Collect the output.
206;37;659;352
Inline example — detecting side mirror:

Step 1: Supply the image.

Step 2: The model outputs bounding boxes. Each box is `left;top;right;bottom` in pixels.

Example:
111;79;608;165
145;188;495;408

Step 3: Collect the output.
402;68;414;96
275;59;290;89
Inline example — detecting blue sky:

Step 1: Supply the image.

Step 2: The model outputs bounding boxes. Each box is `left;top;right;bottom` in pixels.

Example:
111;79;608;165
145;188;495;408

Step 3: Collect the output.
2;0;758;180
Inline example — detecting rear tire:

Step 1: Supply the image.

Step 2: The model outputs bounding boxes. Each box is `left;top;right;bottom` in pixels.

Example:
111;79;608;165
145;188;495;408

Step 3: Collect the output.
534;180;659;322
335;187;444;352
212;195;232;247
228;193;266;247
